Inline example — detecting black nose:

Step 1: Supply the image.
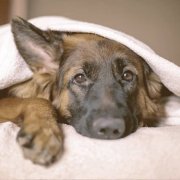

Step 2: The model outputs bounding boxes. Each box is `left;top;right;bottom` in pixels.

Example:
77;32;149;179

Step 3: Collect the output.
91;118;125;139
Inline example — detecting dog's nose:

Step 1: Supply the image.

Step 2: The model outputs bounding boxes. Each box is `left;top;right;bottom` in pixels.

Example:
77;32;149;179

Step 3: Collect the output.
91;118;125;139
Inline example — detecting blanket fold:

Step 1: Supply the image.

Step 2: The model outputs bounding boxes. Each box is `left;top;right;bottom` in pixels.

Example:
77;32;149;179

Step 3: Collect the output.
0;16;180;179
1;16;180;95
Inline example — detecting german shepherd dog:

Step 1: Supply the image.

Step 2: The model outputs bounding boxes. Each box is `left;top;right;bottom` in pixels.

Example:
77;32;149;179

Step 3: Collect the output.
0;18;170;165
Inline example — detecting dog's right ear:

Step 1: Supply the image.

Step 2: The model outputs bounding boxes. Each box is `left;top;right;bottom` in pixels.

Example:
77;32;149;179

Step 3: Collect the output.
11;17;64;73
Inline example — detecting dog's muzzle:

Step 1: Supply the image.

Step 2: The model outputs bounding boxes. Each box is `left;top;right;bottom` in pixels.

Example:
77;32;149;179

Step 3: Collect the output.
90;117;125;139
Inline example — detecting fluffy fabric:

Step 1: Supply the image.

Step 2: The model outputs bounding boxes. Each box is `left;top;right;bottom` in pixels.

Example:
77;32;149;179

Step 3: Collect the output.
1;121;180;179
0;24;32;89
0;16;180;179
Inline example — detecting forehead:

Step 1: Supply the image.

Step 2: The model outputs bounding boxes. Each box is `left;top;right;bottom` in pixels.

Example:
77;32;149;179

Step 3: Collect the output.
62;33;144;72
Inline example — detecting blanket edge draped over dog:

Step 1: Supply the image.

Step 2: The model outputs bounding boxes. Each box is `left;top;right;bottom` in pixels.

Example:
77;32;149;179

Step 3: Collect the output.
0;16;180;96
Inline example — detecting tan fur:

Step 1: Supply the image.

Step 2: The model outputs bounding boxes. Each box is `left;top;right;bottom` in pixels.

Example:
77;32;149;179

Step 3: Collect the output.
0;32;166;165
53;89;71;119
146;73;162;99
9;72;56;99
137;88;162;126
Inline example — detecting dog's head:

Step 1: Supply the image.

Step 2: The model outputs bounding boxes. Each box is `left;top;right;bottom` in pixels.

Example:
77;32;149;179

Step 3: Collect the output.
11;18;167;139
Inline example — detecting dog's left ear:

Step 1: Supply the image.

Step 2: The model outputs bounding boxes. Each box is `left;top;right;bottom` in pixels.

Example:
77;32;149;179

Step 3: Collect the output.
11;17;64;73
143;63;163;99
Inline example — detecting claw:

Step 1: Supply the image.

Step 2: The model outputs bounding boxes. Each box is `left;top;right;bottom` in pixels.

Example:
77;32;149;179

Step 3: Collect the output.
17;126;63;166
17;129;34;148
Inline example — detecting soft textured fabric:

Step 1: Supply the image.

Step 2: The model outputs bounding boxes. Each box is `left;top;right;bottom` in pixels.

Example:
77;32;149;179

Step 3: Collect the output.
0;16;180;179
1;122;180;179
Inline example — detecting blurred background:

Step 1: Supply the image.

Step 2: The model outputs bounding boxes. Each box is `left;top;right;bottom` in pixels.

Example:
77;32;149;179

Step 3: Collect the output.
0;0;179;65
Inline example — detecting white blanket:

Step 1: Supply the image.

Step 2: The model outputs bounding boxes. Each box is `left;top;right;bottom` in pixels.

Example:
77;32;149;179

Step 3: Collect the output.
0;16;180;179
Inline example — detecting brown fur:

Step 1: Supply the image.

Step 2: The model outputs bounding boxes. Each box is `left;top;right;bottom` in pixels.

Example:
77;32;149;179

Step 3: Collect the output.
0;18;170;166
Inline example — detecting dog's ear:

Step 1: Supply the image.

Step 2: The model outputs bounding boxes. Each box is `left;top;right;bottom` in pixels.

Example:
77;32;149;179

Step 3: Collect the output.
11;17;64;73
143;62;163;99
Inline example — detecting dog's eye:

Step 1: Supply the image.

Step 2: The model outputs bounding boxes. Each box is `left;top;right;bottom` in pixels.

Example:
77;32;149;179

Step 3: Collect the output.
73;73;87;84
122;70;134;81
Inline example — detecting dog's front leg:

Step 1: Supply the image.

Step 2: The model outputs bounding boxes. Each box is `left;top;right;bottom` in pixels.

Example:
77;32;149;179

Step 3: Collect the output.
0;98;63;166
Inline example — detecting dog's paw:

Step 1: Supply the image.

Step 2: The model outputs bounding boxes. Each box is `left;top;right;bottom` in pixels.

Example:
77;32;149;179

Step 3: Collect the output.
17;124;63;166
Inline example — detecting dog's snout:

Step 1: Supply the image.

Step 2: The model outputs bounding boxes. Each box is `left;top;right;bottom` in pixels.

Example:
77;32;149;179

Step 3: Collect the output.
91;118;125;139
